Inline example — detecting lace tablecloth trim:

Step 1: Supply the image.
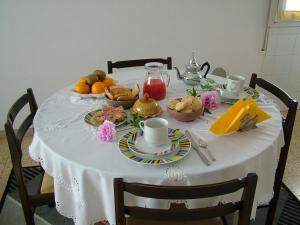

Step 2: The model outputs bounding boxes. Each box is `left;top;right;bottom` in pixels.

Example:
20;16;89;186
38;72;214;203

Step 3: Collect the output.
29;153;103;225
164;163;187;184
56;200;109;225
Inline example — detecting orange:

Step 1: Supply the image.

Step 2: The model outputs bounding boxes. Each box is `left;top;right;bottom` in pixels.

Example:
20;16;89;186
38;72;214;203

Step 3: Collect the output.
79;76;88;84
103;77;116;87
74;82;90;94
91;81;106;94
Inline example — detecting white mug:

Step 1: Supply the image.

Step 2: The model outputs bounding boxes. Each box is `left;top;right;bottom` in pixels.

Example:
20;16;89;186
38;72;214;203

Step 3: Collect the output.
139;118;169;146
226;75;245;96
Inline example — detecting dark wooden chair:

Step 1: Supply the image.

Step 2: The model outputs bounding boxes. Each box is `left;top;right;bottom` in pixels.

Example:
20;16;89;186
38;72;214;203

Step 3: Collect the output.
114;173;258;225
249;73;298;225
107;57;172;74
211;67;227;78
5;88;55;225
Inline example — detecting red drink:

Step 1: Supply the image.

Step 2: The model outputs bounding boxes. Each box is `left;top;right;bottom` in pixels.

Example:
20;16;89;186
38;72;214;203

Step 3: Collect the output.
143;78;166;100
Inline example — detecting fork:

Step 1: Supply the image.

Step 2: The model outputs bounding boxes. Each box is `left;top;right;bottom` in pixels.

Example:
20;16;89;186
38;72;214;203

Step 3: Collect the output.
185;130;211;166
196;136;216;161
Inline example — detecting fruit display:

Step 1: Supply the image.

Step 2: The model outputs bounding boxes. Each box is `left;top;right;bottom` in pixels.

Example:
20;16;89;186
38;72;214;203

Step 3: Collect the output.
105;84;140;101
73;70;116;94
91;82;106;94
103;77;116;87
73;82;90;94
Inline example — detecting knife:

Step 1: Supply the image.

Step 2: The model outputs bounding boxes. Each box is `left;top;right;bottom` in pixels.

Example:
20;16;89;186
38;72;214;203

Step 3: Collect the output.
196;136;216;162
185;130;211;166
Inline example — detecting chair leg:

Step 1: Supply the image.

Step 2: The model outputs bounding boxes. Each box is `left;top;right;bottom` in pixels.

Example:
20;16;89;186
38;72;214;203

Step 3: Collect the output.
22;206;35;225
265;190;280;225
221;216;229;225
48;203;55;208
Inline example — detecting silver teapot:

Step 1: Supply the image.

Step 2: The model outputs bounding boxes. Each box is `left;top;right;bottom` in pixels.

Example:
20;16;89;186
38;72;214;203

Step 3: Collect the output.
175;53;210;86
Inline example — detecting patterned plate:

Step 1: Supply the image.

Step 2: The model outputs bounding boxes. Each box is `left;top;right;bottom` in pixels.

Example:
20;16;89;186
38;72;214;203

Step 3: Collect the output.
127;128;180;157
84;109;127;127
119;128;191;165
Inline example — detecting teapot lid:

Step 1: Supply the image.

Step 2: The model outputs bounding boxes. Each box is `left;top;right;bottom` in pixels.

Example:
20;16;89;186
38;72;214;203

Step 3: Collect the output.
186;52;201;72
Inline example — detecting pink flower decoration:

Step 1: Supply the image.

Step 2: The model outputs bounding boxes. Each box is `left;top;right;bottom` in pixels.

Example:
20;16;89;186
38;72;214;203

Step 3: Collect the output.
96;120;116;142
201;91;221;110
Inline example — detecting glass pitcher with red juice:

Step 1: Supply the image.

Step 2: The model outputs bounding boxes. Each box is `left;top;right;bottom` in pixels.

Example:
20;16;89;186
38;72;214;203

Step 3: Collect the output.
143;62;170;100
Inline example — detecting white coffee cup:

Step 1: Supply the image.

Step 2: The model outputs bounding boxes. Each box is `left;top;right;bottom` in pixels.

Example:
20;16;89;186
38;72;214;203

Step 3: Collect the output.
139;118;169;146
226;75;246;96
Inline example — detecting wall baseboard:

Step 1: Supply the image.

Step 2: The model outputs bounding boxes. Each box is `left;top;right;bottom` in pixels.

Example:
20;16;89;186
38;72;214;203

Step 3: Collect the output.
0;130;5;139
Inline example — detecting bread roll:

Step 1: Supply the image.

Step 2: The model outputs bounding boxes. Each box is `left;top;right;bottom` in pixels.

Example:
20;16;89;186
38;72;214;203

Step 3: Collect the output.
167;99;180;110
175;101;187;112
192;97;202;112
181;96;194;105
181;106;193;113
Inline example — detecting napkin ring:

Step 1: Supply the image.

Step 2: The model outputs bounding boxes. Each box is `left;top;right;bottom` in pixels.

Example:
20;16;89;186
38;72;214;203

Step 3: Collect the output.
238;114;258;132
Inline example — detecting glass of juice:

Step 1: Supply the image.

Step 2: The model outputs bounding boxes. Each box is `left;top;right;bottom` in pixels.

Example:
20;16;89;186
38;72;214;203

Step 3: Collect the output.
143;62;170;100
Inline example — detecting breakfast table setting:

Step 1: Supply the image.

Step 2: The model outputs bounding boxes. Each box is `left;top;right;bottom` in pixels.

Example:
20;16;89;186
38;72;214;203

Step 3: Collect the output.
29;58;284;225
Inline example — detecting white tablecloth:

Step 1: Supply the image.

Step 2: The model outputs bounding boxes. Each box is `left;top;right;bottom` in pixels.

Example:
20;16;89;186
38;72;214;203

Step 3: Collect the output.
29;70;284;225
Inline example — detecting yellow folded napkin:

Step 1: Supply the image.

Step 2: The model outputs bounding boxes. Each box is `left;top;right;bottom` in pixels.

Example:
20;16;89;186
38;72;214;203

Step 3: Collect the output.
210;97;271;135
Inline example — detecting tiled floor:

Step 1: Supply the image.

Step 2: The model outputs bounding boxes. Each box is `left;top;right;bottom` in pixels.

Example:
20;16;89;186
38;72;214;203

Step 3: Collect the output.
0;111;300;201
282;110;300;199
0;131;38;200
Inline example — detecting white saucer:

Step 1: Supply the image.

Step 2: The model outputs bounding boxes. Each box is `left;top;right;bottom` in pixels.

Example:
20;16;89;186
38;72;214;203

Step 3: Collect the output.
119;128;191;165
134;136;172;155
126;128;179;156
220;89;249;100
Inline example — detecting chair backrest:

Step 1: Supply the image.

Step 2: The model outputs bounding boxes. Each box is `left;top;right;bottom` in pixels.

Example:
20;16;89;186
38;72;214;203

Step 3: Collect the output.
249;73;297;221
107;57;172;74
114;173;258;225
249;73;297;154
211;67;227;78
4;88;38;211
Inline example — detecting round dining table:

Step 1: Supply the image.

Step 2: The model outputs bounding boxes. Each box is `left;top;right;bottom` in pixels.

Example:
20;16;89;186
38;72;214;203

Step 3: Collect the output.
29;69;284;225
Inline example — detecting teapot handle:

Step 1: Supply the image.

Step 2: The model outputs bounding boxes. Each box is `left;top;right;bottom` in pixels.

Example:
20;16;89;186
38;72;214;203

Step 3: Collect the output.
174;67;183;80
201;62;211;78
162;71;170;88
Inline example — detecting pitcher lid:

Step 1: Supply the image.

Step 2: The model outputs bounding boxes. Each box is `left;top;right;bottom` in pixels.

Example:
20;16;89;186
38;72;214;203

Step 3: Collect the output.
145;62;163;72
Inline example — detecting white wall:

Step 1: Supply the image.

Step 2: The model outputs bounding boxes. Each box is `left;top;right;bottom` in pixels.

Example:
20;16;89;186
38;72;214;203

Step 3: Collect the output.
0;0;268;129
262;26;300;102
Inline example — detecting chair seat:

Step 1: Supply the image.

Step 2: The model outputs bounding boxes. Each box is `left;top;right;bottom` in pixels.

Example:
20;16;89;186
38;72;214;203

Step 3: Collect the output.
40;173;54;194
126;217;223;225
